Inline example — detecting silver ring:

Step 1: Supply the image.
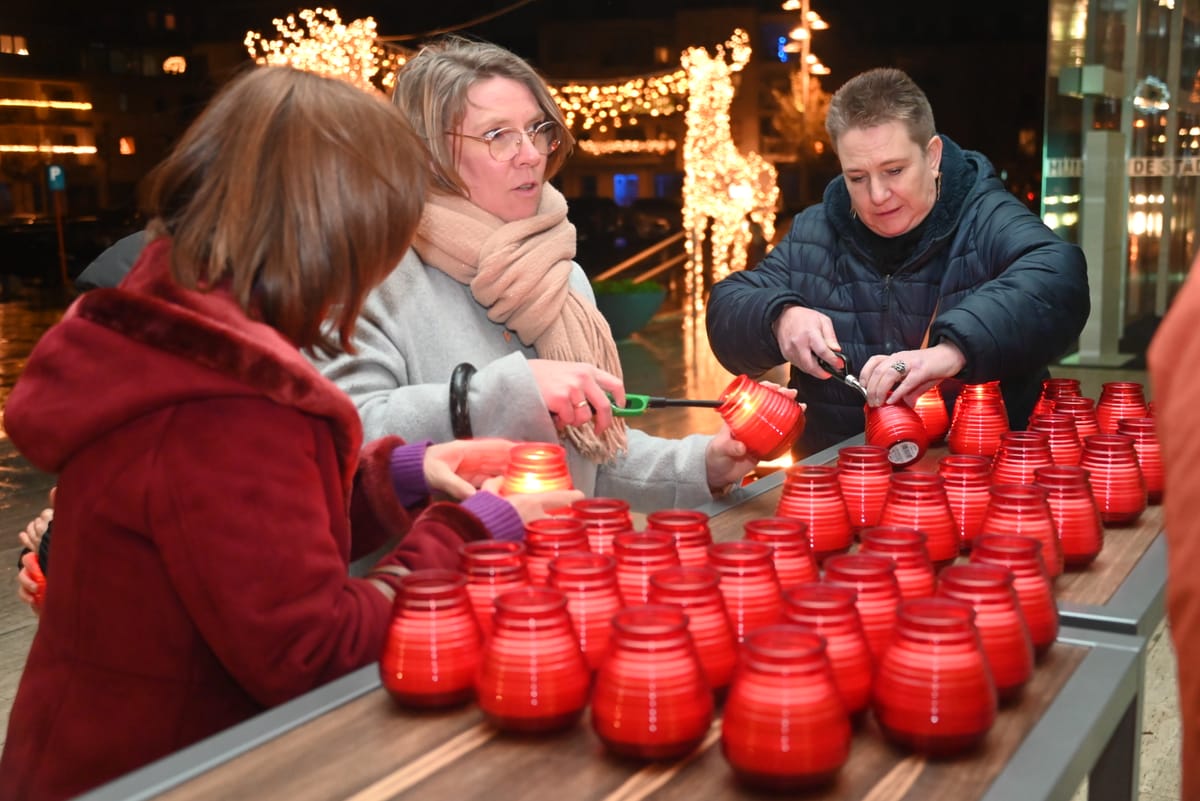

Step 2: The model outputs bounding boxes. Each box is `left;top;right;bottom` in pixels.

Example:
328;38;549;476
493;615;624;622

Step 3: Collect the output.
891;361;907;376
575;400;590;408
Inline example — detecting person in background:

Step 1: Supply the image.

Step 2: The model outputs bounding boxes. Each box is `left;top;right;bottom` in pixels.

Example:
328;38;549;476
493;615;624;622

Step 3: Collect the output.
0;65;579;801
1147;248;1200;801
705;67;1089;456
314;35;762;508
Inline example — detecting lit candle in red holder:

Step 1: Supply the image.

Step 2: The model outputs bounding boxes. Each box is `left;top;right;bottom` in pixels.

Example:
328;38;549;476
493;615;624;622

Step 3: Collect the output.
913;383;950;444
717;374;806;460
499;443;574;495
948;381;1009;457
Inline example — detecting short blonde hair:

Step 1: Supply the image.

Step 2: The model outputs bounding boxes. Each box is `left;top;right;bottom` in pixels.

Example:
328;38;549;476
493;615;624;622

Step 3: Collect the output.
142;66;428;355
825;68;937;153
391;35;573;196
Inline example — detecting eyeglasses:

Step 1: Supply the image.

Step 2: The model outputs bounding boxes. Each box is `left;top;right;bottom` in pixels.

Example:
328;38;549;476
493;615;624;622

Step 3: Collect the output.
447;120;562;162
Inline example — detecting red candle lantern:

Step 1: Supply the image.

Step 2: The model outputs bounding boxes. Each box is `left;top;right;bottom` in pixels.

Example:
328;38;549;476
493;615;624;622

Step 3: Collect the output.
568;497;634;555
864;402;929;468
742;517;819;590
499;443;574;495
475;587;591;733
937;454;992;551
1079;433;1147;526
979;483;1063;578
1054;396;1101;442
1028;412;1083;467
523;517;590;586
877;471;959;567
776;464;853;563
722;626;852;790
717;374;806;460
835;444;892;531
991;431;1054;486
645;508;713;568
591;605;714;760
458;540;530;637
781;582;874;717
970;534;1058;655
380;569;482;709
1096;381;1148;435
872;598;998;756
612;530;680;606
708;540;784;643
937;563;1035;702
1032;377;1082;419
1116;417;1164;505
547;552;623;671
1034;465;1104;568
822;553;902;663
948;381;1009;457
649;565;739;693
858;526;937;601
913;383;950;444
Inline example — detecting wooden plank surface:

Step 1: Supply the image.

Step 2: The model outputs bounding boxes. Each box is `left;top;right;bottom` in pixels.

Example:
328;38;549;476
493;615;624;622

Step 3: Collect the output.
151;644;1087;801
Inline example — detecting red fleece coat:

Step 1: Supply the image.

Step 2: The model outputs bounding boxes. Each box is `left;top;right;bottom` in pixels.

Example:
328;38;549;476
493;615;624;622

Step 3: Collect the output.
1148;251;1200;801
0;239;490;801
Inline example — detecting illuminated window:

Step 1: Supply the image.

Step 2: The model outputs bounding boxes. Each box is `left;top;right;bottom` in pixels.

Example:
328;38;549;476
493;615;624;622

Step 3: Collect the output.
119;136;136;155
0;35;11;54
162;56;187;74
164;13;176;30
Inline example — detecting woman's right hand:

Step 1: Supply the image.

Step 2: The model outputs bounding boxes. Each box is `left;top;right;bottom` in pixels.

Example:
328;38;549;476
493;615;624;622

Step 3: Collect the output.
527;359;626;434
17;552;44;616
501;489;585;525
423;438;521;500
773;305;842;379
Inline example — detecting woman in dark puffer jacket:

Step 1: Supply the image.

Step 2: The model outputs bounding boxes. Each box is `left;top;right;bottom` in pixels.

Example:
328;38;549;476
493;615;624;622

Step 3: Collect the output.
707;68;1089;456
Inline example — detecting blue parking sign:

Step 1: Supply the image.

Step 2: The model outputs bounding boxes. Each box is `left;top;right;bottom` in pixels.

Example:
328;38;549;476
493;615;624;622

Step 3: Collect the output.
47;164;66;192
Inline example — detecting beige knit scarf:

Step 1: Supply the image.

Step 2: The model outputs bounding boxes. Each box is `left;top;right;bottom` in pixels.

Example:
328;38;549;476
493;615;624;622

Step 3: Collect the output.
414;184;627;462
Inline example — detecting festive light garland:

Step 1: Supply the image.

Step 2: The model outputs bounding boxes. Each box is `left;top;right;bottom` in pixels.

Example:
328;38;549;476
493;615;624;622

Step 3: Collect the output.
577;139;677;156
548;71;688;132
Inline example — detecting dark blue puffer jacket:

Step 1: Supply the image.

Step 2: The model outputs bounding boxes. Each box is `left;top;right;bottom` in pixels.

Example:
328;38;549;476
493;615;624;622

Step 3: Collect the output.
706;136;1090;456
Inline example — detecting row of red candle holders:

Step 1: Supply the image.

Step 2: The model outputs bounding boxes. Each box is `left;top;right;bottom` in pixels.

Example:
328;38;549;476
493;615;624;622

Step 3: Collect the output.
380;506;1060;788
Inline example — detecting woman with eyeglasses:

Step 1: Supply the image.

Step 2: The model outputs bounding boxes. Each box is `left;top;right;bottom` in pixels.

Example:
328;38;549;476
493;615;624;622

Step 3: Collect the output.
315;36;762;509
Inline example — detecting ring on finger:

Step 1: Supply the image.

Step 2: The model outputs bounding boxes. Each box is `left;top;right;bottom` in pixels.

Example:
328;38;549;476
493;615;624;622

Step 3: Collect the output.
574;400;590;409
891;361;907;376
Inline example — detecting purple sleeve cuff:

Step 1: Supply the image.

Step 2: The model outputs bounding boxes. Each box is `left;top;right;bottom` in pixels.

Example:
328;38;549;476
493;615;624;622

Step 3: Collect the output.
461;492;526;542
389;441;432;509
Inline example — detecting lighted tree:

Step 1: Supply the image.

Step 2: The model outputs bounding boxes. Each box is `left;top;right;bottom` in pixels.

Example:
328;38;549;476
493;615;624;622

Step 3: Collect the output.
244;8;408;94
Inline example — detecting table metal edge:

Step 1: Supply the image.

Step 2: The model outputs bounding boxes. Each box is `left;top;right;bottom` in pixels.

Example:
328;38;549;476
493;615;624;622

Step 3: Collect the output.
1058;532;1166;636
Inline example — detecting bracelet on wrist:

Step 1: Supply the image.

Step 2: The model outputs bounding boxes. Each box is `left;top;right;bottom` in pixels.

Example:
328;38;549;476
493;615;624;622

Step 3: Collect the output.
449;362;477;439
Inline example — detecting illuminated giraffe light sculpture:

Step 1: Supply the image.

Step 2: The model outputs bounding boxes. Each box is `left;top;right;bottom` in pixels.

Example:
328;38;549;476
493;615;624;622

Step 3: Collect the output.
681;29;780;315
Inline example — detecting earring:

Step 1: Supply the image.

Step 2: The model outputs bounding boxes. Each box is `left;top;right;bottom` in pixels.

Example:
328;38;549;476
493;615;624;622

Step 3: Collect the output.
849;203;857;220
935;172;943;201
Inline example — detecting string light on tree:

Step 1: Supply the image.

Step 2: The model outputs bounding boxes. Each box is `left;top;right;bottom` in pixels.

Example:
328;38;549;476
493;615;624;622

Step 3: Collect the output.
548;72;688;131
244;8;409;94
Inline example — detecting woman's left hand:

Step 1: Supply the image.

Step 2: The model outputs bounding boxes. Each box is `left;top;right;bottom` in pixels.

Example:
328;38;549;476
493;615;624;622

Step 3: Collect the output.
704;425;758;495
859;342;967;407
423;438;522;500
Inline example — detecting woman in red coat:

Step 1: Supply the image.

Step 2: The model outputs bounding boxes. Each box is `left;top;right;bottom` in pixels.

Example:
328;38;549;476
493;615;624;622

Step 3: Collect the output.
0;66;579;801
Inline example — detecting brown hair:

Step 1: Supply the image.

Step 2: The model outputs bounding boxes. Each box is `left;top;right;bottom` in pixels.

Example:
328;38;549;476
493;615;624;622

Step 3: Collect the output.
825;67;937;153
391;35;573;196
142;65;428;356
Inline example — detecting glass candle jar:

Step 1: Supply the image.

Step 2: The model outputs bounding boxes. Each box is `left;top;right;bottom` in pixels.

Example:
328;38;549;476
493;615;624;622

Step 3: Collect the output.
858;525;936;601
781;582;873;717
499;443;574;495
523;517;590;586
979;483;1063;578
717;374;806;461
872;598;998;756
708;540;784;643
458;540;530;638
990;431;1054;487
742;516;819;590
835;444;892;531
1054;396;1101;442
936;563;1035;702
568;497;634;556
547;551;623;671
1096;381;1148;435
776;464;853;563
864;402;930;468
613;530;680;606
1028;412;1083;467
649;565;739;693
722;626;852;790
937;454;993;551
947;381;1009;457
822;553;902;663
475;587;591;733
970;534;1058;655
591;604;714;760
1116;417;1163;505
877;471;959;567
1033;465;1104;568
380;569;482;709
646;508;713;568
1079;433;1147;526
1032;377;1081;419
913;383;951;445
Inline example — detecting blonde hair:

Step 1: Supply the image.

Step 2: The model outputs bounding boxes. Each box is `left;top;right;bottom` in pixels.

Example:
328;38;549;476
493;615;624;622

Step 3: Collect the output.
142;66;428;355
825;68;937;153
391;35;573;196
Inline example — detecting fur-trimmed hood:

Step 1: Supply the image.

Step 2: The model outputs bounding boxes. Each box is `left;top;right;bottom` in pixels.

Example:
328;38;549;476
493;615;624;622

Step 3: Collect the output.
3;237;364;485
